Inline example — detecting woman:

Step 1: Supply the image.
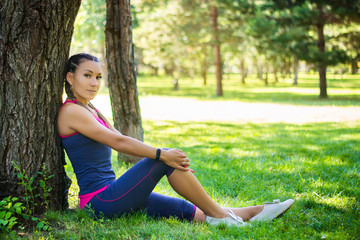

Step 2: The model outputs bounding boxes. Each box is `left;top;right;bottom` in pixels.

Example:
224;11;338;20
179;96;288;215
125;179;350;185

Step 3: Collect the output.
57;53;294;227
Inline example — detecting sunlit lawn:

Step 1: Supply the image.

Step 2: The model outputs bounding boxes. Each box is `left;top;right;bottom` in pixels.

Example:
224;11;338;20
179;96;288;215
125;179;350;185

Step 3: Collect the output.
134;73;360;106
33;120;360;239
5;73;359;239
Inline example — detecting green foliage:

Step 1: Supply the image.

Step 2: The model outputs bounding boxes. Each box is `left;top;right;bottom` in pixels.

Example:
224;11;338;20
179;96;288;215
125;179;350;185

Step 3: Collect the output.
133;0;211;77
71;0;106;55
14;164;38;215
0;195;51;233
0;197;25;232
37;165;55;211
2;163;55;234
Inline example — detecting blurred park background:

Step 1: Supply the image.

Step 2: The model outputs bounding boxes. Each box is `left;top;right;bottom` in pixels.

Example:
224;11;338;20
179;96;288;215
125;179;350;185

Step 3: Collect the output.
60;1;360;239
1;0;359;239
71;0;360;101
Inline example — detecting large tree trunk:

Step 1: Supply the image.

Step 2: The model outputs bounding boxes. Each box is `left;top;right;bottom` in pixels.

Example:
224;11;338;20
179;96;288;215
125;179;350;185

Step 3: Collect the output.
316;4;328;98
106;0;143;163
210;5;223;97
0;0;80;212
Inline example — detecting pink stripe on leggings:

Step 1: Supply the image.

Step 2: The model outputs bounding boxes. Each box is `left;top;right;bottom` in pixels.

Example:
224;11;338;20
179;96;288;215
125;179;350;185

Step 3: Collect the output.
96;162;160;203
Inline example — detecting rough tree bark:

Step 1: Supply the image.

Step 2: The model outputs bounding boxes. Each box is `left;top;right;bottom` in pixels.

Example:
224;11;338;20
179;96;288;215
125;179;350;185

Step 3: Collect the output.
0;0;81;212
106;0;143;163
210;5;223;97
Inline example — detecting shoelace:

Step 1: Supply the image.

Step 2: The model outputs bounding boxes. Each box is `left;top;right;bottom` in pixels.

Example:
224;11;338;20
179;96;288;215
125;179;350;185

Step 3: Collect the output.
227;210;244;223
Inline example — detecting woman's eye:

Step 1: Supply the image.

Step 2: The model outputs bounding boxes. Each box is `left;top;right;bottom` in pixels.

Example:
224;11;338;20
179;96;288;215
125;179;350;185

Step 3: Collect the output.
96;76;102;80
84;74;91;78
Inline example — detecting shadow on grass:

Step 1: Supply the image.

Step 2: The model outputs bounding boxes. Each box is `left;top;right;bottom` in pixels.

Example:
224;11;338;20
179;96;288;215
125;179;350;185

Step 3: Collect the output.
143;120;360;235
144;120;360;201
57;119;360;239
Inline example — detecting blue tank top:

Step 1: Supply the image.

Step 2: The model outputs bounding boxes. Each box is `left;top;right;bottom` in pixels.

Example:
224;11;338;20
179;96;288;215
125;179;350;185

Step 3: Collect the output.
62;133;116;195
59;100;116;195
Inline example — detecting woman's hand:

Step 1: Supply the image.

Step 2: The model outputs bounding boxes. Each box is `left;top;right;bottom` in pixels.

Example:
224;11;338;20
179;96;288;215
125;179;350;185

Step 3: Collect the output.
160;148;190;171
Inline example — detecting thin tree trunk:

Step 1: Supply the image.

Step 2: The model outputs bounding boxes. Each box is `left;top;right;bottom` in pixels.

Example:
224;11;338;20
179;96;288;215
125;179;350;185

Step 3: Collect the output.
256;58;263;80
264;70;269;86
293;55;299;85
351;56;359;74
201;44;208;86
210;5;223;97
106;0;144;163
316;4;328;98
287;57;292;79
173;78;179;90
240;58;246;84
173;63;180;90
202;69;207;86
0;0;80;212
274;70;278;83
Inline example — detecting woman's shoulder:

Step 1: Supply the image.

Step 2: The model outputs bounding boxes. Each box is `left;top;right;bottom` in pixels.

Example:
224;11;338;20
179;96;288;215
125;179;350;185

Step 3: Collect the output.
58;101;98;137
58;101;92;121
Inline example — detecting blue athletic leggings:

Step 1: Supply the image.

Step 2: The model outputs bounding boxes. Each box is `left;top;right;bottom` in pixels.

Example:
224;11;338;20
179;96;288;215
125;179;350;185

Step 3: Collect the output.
86;157;196;221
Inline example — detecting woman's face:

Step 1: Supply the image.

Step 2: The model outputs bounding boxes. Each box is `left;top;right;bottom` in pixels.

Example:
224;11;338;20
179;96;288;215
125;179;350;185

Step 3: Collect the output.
66;60;102;103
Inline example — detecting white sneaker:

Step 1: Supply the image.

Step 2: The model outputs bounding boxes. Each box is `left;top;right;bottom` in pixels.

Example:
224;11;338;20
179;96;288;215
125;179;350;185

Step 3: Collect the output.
249;199;294;222
205;210;248;227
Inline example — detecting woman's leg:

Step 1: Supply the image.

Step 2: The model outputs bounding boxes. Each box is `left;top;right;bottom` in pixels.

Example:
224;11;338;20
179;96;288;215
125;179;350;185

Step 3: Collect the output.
167;169;264;222
142;192;196;221
87;158;176;218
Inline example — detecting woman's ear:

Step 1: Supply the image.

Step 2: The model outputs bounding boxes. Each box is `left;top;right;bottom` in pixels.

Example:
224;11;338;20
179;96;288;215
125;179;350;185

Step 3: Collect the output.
66;72;73;86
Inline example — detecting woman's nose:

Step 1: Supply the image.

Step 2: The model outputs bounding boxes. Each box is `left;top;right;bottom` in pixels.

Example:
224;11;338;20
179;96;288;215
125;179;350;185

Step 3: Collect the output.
90;77;98;86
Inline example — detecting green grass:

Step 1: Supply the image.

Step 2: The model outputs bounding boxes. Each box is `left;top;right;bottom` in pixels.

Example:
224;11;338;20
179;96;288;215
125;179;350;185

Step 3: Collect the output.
4;73;359;239
7;120;359;239
134;73;360;106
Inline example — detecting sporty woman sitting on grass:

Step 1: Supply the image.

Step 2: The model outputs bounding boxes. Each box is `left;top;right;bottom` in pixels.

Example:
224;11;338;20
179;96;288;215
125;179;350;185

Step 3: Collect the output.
57;53;294;227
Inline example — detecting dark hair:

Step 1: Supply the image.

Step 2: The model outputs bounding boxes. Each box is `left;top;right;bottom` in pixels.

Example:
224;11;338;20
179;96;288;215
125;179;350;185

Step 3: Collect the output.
64;53;106;123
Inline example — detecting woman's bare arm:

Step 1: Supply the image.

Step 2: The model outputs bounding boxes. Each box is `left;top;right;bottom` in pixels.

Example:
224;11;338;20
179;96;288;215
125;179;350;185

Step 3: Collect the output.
58;103;190;171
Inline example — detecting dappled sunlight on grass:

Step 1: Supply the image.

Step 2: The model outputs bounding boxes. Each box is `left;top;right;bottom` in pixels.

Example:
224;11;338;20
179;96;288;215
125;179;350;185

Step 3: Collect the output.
137;119;360;224
47;118;360;239
58;112;360;238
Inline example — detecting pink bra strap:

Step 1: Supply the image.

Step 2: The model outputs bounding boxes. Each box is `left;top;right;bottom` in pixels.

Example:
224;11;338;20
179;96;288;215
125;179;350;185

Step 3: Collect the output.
63;99;77;104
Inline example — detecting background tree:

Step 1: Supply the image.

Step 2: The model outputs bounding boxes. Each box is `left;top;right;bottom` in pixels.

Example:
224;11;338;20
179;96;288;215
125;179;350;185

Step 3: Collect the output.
178;0;213;85
133;2;186;89
71;0;108;85
106;0;144;163
289;0;360;98
210;4;223;96
0;0;81;212
332;23;360;74
220;0;254;84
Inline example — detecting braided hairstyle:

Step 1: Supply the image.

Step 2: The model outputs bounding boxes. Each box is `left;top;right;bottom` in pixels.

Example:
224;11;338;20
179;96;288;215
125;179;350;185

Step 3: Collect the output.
64;53;107;123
